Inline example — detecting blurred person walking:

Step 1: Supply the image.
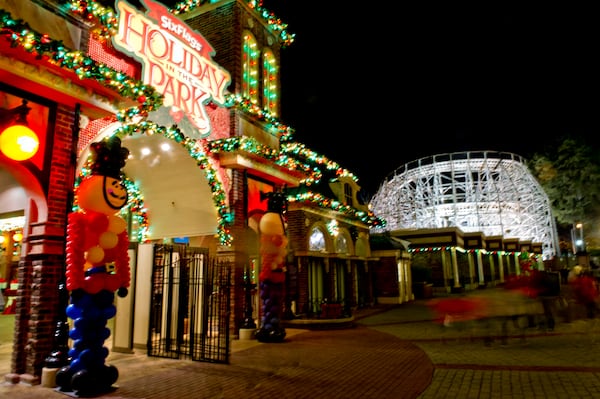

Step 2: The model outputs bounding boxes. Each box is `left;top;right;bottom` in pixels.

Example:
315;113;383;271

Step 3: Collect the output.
570;269;599;319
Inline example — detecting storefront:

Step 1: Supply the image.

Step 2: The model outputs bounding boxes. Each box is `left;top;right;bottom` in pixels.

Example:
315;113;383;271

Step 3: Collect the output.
1;0;383;385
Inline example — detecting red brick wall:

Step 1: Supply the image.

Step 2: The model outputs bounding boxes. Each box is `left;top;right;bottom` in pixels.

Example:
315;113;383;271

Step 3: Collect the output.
286;209;308;252
13;104;76;377
185;1;283;102
186;2;239;93
228;168;251;334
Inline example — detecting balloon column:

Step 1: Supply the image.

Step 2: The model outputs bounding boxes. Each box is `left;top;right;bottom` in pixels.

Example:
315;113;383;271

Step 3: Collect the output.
56;136;131;396
255;189;288;343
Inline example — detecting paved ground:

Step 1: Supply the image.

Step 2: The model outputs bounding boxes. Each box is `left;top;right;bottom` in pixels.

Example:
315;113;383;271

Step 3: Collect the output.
2;287;600;398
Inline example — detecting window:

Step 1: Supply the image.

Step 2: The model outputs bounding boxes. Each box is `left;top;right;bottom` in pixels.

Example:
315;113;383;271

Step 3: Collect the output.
335;234;348;254
309;227;326;252
242;32;259;104
344;183;353;207
307;258;326;315
262;49;278;116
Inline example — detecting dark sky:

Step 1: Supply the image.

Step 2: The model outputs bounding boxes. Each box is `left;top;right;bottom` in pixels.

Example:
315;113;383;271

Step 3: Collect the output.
261;1;598;197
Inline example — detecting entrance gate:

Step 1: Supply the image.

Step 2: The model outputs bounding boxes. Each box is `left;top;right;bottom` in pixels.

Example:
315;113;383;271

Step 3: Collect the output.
148;244;231;363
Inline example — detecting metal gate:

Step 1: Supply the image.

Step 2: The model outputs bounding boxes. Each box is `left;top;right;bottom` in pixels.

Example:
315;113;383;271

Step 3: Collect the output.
148;244;231;363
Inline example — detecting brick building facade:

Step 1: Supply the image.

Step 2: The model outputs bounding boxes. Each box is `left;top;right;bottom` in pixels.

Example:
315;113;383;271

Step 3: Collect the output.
0;0;387;383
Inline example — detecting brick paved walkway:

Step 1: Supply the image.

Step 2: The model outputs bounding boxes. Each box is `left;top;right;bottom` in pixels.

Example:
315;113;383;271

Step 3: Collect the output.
1;326;433;399
3;288;600;399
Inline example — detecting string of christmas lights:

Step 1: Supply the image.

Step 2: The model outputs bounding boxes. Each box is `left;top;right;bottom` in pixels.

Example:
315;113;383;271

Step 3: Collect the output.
67;0;295;47
0;1;385;247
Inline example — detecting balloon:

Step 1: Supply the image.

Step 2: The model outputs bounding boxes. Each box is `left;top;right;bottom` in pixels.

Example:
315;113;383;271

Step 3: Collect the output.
105;276;120;292
72;291;92;307
101;247;118;264
102;364;119;386
66;304;82;320
79;349;94;365
99;231;118;249
69;327;82;340
65;242;80;252
69;358;84;373
55;366;73;390
65;279;75;291
84;231;100;251
88;212;109;232
73;339;87;351
77;177;116;215
80;348;104;368
81;303;101;319
271;235;285;246
86;246;105;264
74;317;88;330
77;317;102;333
68;348;80;359
259;213;285;235
107;215;127;233
86;329;102;342
103;305;117;319
70;369;91;392
62;138;132;392
95;290;114;307
84;275;105;294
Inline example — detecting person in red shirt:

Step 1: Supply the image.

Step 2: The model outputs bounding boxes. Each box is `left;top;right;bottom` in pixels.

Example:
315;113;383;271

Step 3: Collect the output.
571;270;599;319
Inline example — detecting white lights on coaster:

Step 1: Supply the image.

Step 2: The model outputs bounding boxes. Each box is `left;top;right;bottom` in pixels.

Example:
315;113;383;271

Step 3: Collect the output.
0;99;40;161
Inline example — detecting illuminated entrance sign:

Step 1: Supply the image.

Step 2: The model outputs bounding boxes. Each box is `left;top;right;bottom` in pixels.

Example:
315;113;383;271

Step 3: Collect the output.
113;0;231;138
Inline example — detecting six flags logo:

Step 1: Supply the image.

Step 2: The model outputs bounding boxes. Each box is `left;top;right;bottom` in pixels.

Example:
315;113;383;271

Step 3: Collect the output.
113;0;231;138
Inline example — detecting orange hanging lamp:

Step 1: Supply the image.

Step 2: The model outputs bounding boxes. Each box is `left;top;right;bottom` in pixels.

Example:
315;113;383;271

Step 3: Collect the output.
0;99;39;161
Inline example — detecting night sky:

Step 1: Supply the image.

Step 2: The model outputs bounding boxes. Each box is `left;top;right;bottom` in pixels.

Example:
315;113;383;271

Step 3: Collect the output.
152;1;597;198
261;1;598;197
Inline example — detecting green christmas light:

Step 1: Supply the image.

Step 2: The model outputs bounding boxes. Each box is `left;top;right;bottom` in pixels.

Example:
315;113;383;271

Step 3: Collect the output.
1;1;385;242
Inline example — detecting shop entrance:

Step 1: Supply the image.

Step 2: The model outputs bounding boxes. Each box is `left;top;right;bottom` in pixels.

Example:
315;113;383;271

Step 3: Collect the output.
148;244;231;363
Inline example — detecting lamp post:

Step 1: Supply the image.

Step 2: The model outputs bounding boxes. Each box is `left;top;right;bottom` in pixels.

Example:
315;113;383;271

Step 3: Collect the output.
571;221;590;268
571;222;585;254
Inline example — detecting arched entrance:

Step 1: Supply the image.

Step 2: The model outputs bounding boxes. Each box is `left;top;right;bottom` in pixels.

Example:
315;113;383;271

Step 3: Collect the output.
0;160;48;373
74;128;228;362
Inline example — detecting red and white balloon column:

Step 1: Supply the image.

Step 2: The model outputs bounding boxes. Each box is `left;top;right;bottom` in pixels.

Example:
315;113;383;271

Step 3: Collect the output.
56;136;131;396
255;189;288;343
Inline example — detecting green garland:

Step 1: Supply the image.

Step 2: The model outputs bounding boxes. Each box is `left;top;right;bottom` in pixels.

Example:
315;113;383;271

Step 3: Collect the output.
1;2;385;241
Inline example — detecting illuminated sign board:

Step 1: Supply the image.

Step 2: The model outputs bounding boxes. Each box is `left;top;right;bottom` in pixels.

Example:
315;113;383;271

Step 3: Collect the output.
113;0;231;138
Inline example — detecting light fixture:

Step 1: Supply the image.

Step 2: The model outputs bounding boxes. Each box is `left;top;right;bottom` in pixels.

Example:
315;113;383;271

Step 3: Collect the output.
12;231;23;242
160;142;171;151
0;99;40;161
